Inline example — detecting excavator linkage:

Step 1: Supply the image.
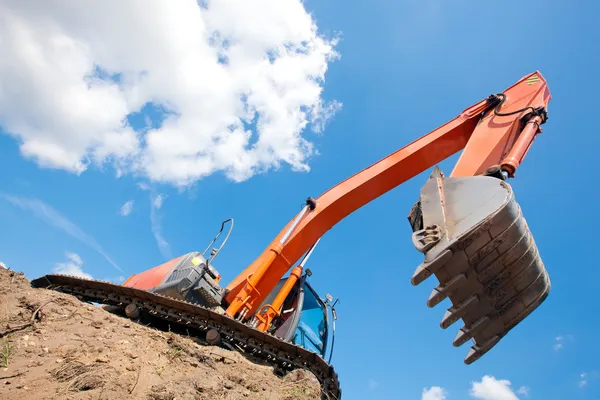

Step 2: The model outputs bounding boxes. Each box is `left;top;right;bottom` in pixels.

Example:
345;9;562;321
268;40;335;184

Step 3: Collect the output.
409;167;550;363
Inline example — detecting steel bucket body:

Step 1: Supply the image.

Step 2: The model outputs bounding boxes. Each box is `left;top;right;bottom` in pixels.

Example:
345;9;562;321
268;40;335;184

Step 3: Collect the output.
410;167;550;364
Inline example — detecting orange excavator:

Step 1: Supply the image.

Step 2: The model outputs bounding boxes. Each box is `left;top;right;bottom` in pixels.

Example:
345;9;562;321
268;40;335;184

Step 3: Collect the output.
32;71;552;399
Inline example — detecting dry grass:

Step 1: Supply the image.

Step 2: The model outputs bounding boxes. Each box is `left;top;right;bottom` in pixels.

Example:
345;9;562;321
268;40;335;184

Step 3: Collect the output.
0;340;13;368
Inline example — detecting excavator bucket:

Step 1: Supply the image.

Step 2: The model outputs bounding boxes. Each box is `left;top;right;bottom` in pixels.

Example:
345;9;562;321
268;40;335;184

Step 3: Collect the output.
409;167;550;364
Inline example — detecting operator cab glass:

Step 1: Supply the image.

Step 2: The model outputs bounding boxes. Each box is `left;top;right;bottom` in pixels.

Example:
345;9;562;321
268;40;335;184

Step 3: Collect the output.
262;277;332;360
292;282;329;356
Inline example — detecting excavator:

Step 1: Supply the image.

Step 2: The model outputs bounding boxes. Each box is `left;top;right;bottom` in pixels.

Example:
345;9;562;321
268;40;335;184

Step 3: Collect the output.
31;71;552;399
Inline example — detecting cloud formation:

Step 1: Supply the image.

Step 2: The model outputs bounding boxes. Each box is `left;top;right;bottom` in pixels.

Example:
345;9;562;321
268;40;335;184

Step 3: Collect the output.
0;0;340;188
53;252;93;279
0;193;123;272
119;200;134;216
423;376;526;400
553;334;574;351
422;386;447;400
153;194;166;210
579;373;588;388
554;336;564;351
469;376;520;400
150;193;171;259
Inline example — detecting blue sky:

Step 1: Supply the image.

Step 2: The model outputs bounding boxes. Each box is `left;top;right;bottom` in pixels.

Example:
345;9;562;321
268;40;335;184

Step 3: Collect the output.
1;1;599;399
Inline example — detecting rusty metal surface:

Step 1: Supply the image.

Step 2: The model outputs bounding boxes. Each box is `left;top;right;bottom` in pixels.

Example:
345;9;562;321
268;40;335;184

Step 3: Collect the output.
30;274;341;399
411;167;550;364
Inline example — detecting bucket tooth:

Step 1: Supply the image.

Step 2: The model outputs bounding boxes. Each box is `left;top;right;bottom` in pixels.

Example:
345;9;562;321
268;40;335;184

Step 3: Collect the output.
427;274;467;308
453;329;471;348
465;335;500;365
409;166;551;364
453;316;491;347
411;249;452;286
427;289;446;308
440;295;478;329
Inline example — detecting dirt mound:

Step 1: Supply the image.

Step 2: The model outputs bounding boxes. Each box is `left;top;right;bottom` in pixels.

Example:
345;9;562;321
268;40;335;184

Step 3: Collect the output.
0;268;321;399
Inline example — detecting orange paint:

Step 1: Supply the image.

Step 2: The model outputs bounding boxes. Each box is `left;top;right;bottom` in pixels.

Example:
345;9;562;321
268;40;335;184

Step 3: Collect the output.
255;265;303;332
122;256;182;290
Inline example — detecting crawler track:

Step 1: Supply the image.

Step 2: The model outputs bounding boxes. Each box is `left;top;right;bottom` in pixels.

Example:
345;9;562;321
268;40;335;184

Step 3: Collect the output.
31;274;342;400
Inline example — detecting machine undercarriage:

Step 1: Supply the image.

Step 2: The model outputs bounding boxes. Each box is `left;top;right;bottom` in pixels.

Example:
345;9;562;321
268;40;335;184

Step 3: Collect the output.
31;274;343;399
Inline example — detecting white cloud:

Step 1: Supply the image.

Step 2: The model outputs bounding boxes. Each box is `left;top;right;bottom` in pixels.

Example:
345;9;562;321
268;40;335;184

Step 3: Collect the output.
150;193;171;259
153;194;166;210
554;334;574;351
135;185;170;257
516;386;529;397
66;252;83;265
0;261;7;269
0;193;123;272
134;185;171;259
0;0;340;188
53;252;93;279
119;200;134;216
579;373;588;388
554;335;564;350
469;376;519;400
422;386;446;400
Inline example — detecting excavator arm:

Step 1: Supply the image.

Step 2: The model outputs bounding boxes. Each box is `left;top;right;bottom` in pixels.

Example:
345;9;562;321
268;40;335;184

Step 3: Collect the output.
225;71;552;362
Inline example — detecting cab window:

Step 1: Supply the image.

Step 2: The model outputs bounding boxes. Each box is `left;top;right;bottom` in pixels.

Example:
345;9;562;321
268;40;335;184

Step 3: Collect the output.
294;283;328;356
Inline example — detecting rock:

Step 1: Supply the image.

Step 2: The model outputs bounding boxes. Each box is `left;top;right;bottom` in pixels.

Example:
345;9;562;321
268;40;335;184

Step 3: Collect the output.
91;321;103;329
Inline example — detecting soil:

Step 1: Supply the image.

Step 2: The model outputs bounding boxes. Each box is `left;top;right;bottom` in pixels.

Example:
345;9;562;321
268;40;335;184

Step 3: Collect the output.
0;267;321;400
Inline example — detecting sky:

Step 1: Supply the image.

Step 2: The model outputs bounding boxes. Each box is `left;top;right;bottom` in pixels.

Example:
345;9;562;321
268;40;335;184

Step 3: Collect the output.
0;0;599;399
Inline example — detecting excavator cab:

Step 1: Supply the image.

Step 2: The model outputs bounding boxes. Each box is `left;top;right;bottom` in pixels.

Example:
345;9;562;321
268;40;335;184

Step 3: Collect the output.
260;273;338;363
